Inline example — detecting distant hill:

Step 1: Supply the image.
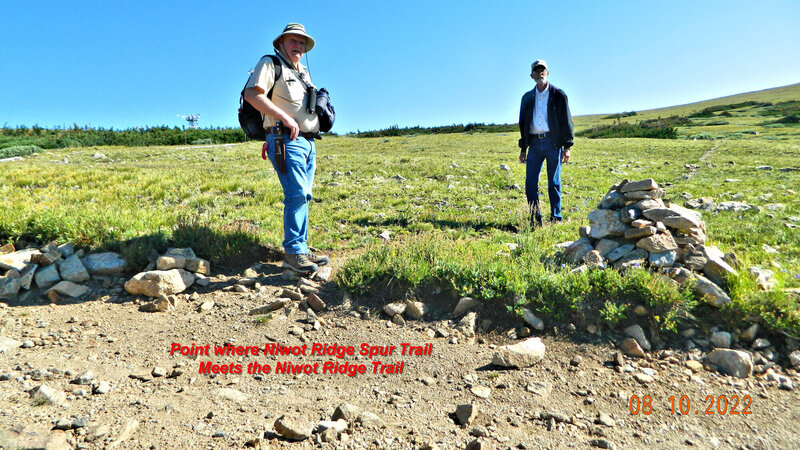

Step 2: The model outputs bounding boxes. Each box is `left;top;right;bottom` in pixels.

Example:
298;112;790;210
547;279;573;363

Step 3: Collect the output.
575;82;800;140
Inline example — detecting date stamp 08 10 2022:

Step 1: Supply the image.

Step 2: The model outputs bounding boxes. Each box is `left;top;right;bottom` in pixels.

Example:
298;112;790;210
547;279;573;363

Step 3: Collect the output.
629;394;753;416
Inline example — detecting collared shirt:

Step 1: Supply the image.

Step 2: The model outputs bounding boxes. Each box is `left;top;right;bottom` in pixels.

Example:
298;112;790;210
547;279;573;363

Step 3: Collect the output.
529;84;550;134
245;50;320;133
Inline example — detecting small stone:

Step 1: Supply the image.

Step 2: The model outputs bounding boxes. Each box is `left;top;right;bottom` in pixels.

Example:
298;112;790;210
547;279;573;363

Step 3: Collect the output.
383;302;406;317
634;373;654;384
740;324;759;342
522;308;544;330
470;386;491;399
306;293;326;312
198;301;215;312
596;413;616;427
624;324;651;351
332;402;360;422
456;404;478;426
356;411;385;428
685;360;703;373
152;366;167;377
453;297;481;315
274;414;314;441
752;338;771;350
71;370;94;385
492;337;545;368
708;349;753;378
92;381;111;394
621;337;646;358
710;331;732;348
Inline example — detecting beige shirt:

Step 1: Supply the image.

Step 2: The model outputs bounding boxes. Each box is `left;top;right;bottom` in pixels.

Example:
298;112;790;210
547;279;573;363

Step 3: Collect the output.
245;51;320;133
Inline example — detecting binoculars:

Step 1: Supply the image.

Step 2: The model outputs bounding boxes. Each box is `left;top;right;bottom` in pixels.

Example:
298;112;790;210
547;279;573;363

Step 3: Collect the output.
306;86;317;114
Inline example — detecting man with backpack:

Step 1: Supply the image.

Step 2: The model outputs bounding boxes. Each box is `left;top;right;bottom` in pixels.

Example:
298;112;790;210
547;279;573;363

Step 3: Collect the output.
243;23;329;274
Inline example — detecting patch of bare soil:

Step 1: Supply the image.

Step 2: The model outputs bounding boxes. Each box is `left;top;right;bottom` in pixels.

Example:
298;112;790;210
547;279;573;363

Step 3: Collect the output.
1;255;799;449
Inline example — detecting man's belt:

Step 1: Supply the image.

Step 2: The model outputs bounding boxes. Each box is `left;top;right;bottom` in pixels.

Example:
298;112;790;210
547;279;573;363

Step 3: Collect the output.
266;127;318;140
531;132;550;139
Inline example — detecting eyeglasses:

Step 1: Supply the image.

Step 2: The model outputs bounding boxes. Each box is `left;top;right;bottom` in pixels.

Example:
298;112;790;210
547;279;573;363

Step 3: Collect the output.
533;67;547;73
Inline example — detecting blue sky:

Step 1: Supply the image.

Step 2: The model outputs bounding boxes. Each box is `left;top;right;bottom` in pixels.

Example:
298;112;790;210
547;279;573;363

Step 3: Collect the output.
1;0;798;134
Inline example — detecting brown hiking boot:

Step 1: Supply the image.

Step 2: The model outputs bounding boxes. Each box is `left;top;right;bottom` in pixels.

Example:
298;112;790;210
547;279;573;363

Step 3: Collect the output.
283;253;319;274
307;252;330;266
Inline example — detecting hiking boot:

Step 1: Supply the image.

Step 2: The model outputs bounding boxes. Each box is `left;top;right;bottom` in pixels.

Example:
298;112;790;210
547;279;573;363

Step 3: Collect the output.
307;252;330;266
530;203;543;228
283;253;319;274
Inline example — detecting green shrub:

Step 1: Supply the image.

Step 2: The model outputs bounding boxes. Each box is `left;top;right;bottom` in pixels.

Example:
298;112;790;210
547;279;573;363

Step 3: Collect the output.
577;121;677;139
0;145;43;159
689;101;772;118
191;138;216;145
603;111;637;120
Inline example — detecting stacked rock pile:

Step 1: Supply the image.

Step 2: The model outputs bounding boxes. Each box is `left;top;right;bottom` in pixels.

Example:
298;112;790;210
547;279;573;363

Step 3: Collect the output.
0;242;127;302
560;178;739;307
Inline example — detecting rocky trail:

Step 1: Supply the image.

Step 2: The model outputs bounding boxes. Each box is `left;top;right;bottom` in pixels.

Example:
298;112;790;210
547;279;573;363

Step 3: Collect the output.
2;247;800;450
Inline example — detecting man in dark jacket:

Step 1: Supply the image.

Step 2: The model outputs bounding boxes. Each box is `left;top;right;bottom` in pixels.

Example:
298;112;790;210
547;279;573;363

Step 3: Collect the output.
518;59;574;227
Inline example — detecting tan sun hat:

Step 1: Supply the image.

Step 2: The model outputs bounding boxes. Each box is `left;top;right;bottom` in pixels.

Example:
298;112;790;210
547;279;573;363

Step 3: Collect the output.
273;23;315;52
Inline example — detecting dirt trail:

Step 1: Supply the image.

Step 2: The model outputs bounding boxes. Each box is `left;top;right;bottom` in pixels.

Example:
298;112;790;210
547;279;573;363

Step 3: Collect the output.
1;256;799;449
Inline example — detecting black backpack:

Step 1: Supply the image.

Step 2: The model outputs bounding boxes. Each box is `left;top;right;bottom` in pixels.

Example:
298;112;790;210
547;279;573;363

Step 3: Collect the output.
238;55;282;141
314;88;335;133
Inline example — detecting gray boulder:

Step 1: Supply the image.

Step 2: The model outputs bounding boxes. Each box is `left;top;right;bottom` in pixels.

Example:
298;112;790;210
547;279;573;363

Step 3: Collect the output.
589;209;628;238
695;274;731;307
60;254;90;283
34;263;61;288
708;349;753;378
82;252;127;274
620;178;658;192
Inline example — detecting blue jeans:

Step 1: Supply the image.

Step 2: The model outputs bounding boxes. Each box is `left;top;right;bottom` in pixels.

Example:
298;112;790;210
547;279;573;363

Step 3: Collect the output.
266;134;316;255
525;136;562;220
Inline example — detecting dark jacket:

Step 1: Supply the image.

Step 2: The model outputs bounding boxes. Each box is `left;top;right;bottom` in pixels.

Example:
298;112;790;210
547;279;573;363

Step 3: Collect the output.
518;83;574;150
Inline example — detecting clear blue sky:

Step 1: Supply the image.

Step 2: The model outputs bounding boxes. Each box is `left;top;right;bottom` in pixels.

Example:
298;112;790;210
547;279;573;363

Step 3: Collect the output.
1;0;798;134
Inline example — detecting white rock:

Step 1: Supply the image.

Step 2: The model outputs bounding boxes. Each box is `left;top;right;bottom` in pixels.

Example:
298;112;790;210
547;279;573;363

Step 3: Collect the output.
0;248;40;271
383;302;406;317
125;269;195;297
491;337;546;368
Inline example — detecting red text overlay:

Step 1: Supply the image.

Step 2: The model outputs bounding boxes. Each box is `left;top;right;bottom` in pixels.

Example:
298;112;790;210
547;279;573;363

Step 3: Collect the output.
169;342;434;377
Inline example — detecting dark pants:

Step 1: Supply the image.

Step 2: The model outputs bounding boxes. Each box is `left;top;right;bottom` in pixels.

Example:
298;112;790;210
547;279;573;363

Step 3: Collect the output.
525;135;562;220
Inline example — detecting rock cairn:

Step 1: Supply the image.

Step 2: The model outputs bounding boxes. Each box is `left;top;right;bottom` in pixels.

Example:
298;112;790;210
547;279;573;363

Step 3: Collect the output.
561;178;739;307
0;242;127;302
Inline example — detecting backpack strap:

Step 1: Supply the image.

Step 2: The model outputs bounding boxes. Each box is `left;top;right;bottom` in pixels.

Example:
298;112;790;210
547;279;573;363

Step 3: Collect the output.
239;54;283;108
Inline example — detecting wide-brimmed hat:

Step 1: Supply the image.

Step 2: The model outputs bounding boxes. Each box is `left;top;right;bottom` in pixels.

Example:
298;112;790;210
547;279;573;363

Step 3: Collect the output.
273;23;315;52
